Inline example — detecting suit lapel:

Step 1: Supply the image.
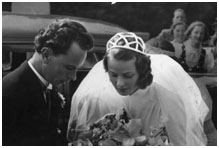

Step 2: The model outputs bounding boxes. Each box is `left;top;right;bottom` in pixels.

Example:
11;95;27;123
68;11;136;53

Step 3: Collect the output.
20;62;62;124
20;61;49;118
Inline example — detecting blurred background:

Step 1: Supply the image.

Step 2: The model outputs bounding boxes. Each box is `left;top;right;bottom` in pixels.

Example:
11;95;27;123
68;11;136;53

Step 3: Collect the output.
2;2;217;38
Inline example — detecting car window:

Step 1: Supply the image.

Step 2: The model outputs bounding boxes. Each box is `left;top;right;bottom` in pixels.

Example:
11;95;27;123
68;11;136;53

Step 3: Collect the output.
2;51;27;77
2;51;26;71
2;50;12;70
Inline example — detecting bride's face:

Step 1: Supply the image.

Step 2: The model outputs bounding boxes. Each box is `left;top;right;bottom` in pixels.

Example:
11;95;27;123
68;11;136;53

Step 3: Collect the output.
107;55;139;96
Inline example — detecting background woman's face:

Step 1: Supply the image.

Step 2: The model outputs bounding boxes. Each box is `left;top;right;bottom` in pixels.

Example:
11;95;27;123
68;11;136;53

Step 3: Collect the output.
173;24;186;43
107;55;139;96
190;25;205;44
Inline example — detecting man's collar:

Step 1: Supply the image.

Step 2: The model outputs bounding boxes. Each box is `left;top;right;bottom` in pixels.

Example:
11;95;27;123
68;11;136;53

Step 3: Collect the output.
28;60;52;89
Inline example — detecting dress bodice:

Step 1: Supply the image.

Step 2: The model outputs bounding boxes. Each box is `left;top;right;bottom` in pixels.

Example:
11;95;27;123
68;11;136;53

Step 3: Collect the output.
178;40;215;73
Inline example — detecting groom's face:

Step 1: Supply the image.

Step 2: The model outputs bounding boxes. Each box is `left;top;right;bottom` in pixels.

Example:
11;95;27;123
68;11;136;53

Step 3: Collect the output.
43;42;87;87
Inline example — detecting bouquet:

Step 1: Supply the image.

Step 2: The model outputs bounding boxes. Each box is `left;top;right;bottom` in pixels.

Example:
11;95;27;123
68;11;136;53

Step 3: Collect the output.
69;108;173;146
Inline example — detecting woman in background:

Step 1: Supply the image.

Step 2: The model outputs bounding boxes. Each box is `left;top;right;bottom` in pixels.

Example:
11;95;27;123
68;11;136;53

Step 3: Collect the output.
178;21;214;73
157;8;186;41
170;21;187;58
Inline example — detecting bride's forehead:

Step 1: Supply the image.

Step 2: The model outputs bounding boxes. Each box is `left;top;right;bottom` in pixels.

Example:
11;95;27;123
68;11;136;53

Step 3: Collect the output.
108;57;137;71
108;55;136;63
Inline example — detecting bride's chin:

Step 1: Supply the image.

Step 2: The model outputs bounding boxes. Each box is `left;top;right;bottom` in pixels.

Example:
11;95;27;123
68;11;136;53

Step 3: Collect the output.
117;90;129;96
118;92;128;96
117;89;138;96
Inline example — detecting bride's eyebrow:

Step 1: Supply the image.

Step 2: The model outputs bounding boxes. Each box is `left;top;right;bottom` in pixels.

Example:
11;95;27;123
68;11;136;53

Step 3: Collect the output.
109;71;134;75
109;71;117;74
124;72;134;75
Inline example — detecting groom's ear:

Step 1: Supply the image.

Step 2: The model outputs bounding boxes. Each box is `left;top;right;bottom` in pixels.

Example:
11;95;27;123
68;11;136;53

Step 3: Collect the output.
41;47;53;64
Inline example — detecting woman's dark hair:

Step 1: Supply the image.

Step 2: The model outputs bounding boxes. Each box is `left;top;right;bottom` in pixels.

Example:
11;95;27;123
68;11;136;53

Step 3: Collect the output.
103;48;153;89
34;18;94;55
171;21;187;35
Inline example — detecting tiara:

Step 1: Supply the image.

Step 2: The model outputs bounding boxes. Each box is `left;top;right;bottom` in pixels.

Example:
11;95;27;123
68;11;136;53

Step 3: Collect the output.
106;32;146;55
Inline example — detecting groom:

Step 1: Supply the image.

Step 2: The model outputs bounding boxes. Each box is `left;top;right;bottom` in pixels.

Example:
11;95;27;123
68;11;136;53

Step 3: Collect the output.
2;19;93;145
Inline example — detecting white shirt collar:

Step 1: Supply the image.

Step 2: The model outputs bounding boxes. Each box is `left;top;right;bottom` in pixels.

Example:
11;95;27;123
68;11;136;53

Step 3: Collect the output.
28;60;52;89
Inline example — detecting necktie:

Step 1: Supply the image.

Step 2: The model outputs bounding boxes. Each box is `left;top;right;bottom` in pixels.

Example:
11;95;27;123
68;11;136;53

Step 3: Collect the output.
45;88;52;121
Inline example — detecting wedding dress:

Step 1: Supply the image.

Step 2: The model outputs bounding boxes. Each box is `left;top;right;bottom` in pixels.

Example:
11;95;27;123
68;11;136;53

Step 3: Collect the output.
67;54;208;145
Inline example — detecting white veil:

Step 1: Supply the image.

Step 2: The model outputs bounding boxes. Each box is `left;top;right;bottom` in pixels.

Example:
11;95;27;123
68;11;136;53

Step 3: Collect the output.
149;54;208;145
67;54;208;145
67;61;126;130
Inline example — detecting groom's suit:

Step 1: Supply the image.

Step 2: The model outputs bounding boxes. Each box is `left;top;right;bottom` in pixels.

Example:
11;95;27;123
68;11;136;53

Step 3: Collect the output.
3;61;66;145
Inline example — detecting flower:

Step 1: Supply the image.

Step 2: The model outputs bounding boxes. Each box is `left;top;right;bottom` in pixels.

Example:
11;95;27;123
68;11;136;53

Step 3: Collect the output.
57;92;66;108
70;108;173;146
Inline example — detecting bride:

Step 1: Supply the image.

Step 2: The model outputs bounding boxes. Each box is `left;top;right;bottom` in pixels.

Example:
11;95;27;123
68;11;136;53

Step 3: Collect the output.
67;32;208;145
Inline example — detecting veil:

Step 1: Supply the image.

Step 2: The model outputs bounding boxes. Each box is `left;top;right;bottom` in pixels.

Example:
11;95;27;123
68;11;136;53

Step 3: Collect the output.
149;54;208;145
67;54;208;145
67;61;126;129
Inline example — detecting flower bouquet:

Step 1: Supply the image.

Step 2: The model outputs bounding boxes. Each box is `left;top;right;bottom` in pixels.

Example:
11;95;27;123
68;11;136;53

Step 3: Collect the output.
69;108;173;146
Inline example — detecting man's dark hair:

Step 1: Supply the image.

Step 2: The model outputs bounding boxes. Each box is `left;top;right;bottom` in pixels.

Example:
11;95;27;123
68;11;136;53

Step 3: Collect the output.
103;48;153;89
34;18;94;55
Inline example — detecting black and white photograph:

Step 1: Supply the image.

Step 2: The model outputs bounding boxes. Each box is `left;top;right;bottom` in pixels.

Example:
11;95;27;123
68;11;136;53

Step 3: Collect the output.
2;2;217;146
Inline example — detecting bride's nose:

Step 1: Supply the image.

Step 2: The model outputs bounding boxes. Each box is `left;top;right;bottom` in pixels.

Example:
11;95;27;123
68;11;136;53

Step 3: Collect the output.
116;76;126;88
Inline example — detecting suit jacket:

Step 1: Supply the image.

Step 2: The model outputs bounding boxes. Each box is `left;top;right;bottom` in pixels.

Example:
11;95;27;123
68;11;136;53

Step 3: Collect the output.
2;61;67;146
